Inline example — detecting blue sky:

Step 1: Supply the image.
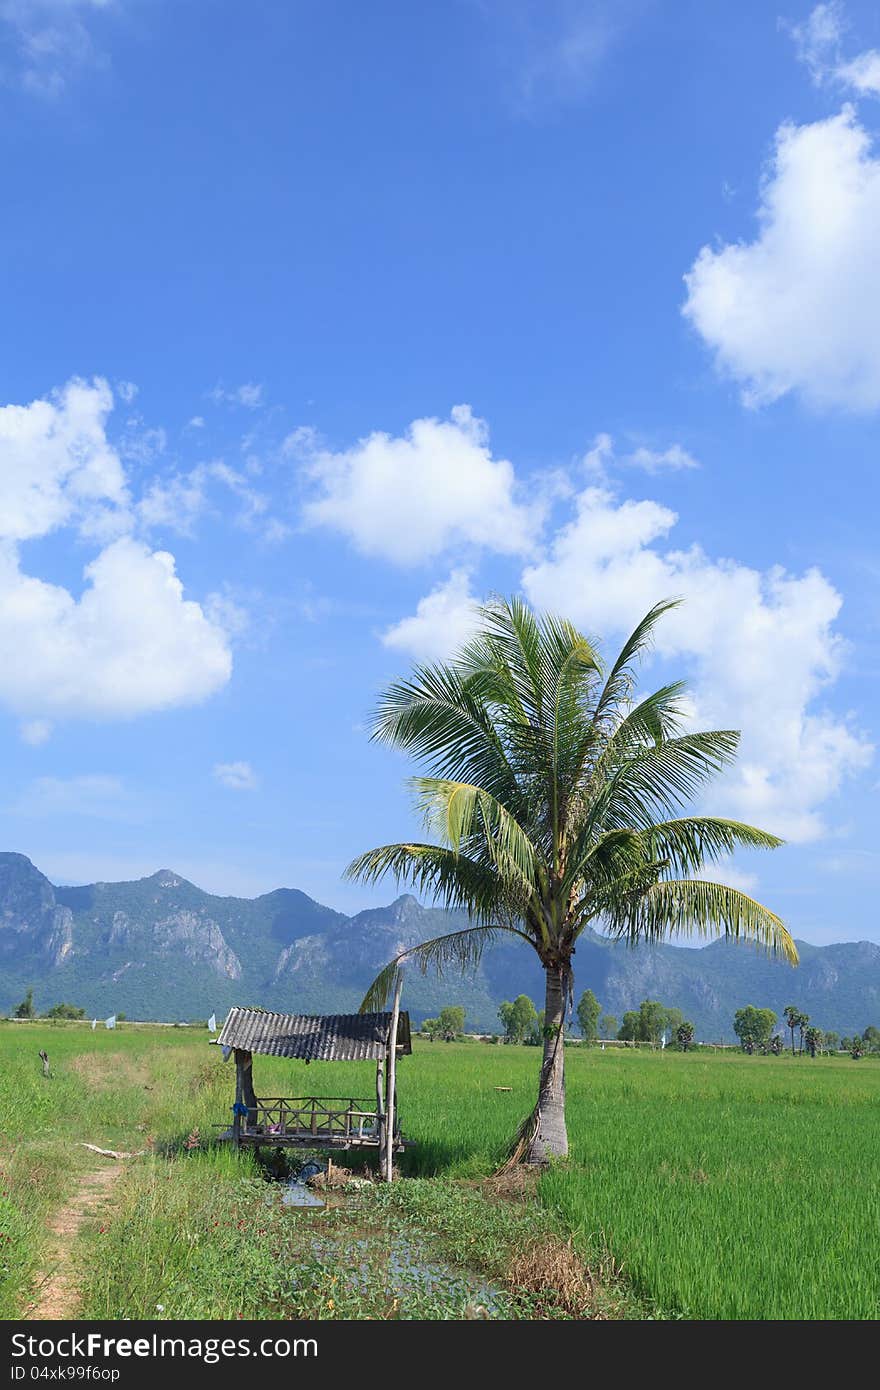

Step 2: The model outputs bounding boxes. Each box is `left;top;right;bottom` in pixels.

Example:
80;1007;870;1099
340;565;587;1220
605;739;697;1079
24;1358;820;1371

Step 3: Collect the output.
1;0;878;943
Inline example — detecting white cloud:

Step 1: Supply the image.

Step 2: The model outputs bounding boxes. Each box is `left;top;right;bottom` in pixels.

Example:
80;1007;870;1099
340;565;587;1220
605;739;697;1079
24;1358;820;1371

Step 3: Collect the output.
839;49;880;96
684;107;880;409
213;761;258;791
583;433;699;481
382;570;482;663
0;377;129;542
300;405;538;565
0;376;236;729
624;444;700;474
138;468;210;535
16;773;128;819
790;3;880;96
789;2;846;83
209;382;264;409
138;460;282;541
0;0;112;96
204;590;250;642
522;484;872;840
0;536;232;721
119;417;167;465
702;862;759;894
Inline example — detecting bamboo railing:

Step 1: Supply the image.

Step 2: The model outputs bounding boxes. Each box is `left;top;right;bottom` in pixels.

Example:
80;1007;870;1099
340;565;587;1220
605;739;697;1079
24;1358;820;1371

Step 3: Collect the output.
245;1096;383;1143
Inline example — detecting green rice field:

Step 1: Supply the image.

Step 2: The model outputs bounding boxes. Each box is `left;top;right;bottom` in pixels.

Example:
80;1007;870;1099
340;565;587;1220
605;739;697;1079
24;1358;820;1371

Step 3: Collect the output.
1;1022;877;1320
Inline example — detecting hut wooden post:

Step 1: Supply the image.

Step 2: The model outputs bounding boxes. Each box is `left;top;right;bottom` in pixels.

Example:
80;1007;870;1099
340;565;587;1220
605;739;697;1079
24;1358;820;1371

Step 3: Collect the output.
240;1049;258;1127
383;974;403;1182
233;1049;244;1148
375;1057;385;1157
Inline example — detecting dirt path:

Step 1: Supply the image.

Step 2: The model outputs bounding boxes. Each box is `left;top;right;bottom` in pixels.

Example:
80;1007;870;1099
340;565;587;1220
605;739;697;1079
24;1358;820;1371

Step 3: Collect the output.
27;1163;122;1320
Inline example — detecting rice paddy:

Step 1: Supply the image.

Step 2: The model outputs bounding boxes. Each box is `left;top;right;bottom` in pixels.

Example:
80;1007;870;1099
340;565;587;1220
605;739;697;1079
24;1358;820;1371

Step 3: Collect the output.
1;1022;877;1320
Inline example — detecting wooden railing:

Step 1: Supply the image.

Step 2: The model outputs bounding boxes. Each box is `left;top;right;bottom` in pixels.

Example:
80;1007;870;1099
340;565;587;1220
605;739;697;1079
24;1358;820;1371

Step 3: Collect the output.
245;1096;383;1143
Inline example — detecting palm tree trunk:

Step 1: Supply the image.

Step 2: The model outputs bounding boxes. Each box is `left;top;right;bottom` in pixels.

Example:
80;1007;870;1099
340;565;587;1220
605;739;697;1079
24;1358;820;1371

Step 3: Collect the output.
525;965;568;1164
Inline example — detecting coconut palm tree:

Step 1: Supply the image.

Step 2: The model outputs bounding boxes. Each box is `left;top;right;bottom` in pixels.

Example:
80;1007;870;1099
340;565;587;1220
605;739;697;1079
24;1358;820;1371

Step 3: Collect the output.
783;1004;801;1055
797;1011;810;1055
348;597;797;1164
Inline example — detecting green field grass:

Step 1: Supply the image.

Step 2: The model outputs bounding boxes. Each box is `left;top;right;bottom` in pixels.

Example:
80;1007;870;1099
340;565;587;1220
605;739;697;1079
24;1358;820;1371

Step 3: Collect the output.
1;1022;877;1319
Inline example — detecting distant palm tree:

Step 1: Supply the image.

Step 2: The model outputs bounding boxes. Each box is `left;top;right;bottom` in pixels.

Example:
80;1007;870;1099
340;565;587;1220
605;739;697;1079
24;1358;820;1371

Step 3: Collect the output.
676;1021;696;1052
804;1025;822;1058
784;1004;801;1055
798;1011;810;1056
348;598;797;1164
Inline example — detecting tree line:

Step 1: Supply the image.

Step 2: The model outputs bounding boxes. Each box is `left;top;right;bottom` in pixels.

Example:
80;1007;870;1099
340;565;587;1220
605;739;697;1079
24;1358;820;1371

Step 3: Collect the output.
734;1003;879;1058
418;988;880;1058
7;988;119;1023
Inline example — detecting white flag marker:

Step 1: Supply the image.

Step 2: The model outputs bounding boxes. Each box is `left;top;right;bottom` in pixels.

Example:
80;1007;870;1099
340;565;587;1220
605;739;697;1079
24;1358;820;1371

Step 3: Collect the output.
208;1013;217;1032
91;1019;97;1031
105;1015;116;1030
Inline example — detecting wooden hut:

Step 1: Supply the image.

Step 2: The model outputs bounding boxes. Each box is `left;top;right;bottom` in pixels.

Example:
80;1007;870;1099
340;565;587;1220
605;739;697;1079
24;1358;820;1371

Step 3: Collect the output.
214;1002;413;1178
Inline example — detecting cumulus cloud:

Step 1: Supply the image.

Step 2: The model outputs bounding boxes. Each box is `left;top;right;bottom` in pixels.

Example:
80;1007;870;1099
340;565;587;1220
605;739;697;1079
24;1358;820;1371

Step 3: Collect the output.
0;377;129;542
683;107;880;410
0;375;235;728
299;405;538;565
213;761;258;791
0;537;232;721
521;485;872;840
382;570;482;663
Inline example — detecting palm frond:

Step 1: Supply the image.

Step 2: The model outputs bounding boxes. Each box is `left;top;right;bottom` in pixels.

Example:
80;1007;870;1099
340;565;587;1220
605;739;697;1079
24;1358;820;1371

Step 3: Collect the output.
359;959;406;1016
592;600;682;726
358;924;509;1012
605;878;798;962
590;730;742;832
370;663;520;808
409;777;543;891
561;825;643;899
573;859;670;931
470;595;550;727
601;681;691;752
640;817;784;877
345;842;507;920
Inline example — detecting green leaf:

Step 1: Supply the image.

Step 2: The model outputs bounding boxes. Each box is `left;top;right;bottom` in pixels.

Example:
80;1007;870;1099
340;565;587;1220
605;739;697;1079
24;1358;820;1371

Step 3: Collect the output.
358;925;504;1013
605;878;798;963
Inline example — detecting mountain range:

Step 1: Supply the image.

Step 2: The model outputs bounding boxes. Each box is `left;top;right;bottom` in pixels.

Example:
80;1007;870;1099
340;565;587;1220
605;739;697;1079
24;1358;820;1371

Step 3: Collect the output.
1;851;878;1038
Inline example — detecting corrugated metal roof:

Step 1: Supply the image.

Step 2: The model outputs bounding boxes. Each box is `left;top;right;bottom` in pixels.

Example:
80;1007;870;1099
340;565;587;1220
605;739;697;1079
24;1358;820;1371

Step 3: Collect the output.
214;1006;412;1061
